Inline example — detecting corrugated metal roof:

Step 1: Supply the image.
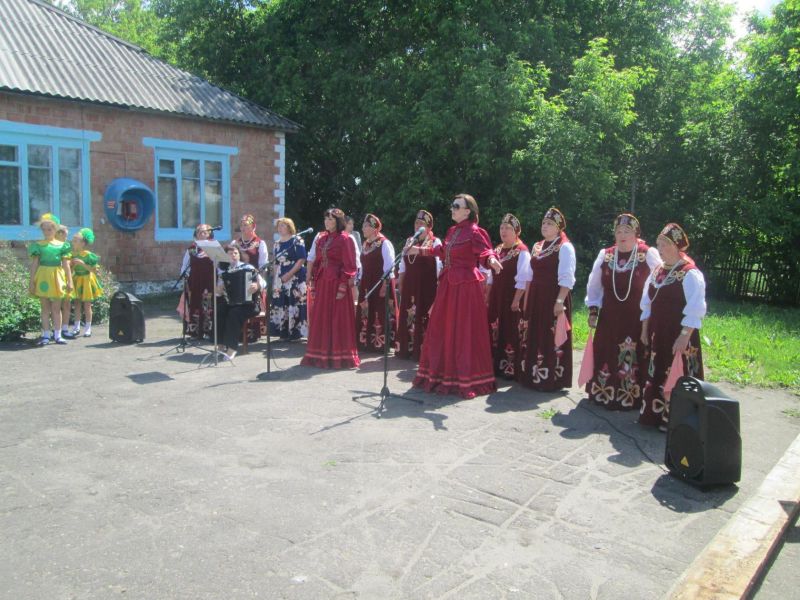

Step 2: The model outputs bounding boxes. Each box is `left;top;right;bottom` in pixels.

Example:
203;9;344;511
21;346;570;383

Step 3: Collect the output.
0;0;299;131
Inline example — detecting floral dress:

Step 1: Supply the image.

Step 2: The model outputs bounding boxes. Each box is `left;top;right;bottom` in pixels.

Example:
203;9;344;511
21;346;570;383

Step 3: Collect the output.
269;237;308;340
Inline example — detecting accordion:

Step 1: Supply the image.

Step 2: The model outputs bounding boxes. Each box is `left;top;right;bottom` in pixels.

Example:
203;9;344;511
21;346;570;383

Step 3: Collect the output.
222;267;255;306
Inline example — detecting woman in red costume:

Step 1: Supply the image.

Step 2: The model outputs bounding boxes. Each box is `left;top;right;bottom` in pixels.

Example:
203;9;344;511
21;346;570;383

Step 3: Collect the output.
486;213;531;379
406;194;502;399
639;223;706;430
584;213;660;410
301;208;360;369
232;214;268;343
179;224;216;339
396;210;440;361
518;207;576;391
357;213;398;354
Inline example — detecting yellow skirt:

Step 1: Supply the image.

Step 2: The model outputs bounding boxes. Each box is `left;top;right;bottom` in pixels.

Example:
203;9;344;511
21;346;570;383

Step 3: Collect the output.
33;265;68;299
74;273;104;301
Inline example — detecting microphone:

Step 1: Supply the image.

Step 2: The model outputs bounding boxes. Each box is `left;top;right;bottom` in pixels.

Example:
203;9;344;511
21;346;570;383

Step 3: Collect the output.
210;225;223;231
296;227;314;236
404;227;428;253
411;226;427;242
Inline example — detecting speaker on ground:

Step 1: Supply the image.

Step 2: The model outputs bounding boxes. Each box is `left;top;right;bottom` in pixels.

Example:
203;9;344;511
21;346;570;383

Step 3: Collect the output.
109;291;145;343
665;376;741;487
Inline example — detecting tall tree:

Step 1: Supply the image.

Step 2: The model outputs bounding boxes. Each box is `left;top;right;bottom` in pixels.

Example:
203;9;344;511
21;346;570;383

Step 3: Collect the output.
737;0;800;300
57;0;175;61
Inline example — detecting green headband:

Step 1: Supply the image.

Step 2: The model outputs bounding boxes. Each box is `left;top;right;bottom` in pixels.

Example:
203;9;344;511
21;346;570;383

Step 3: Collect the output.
78;228;96;245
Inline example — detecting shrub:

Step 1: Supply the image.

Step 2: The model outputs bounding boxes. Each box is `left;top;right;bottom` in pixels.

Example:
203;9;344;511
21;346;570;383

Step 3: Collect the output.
90;264;118;325
0;246;41;341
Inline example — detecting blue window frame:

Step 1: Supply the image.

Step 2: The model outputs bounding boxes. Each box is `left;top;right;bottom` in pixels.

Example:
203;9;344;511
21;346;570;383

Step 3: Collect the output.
143;138;238;242
0;120;100;239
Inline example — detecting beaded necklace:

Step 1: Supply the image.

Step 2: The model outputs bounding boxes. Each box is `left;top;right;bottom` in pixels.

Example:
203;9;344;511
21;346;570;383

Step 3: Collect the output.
534;237;560;260
362;235;383;255
611;246;638;302
649;260;684;302
238;235;259;251
496;241;522;263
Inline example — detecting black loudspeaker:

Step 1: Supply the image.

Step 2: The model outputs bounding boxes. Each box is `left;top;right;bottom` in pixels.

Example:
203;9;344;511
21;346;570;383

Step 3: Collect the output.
109;291;145;343
665;376;741;486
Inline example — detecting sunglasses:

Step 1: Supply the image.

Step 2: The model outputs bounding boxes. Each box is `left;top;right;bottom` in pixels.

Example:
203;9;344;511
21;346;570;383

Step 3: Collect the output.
451;202;466;210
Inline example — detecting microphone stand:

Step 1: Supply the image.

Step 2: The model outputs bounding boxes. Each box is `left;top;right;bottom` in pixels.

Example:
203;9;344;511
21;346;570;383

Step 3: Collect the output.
352;246;423;417
259;239;296;377
161;266;195;355
259;259;280;377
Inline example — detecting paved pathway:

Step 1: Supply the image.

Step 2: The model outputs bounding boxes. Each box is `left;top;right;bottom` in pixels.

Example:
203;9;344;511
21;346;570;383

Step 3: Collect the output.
1;308;798;599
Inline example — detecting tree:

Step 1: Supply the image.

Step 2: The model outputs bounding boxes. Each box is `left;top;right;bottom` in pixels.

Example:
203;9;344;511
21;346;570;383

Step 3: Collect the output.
736;0;800;301
56;0;175;61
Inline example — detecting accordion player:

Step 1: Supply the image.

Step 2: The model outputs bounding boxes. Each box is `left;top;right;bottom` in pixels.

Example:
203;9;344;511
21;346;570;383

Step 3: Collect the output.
223;267;256;306
214;245;266;358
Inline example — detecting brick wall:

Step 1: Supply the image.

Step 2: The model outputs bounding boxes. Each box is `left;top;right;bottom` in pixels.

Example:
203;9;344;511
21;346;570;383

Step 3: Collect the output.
0;92;288;289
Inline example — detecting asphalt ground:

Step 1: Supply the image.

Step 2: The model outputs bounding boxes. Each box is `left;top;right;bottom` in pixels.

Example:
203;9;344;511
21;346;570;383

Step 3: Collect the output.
1;303;798;599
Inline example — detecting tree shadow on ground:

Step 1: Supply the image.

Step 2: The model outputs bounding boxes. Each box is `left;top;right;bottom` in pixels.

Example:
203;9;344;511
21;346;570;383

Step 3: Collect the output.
550;397;666;469
0;339;40;352
347;386;457;431
255;363;316;382
354;355;418;382
485;384;563;414
137;337;194;349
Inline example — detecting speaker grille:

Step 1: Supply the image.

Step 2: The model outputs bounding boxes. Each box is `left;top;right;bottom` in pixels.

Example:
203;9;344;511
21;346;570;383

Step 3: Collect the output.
667;424;704;479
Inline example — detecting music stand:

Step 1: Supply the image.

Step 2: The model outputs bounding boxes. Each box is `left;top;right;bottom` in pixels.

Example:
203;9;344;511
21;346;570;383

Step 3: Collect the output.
352;250;423;417
195;239;231;367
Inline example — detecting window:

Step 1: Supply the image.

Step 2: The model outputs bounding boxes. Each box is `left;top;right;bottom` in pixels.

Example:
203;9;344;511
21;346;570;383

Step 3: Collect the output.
0;120;100;239
143;138;237;242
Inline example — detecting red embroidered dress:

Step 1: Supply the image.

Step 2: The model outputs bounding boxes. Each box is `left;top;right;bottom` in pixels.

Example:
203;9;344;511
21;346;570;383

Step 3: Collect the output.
639;260;705;427
518;232;575;391
301;231;360;369
184;243;215;339
487;242;529;378
585;241;654;410
396;233;439;360
357;234;398;353
413;220;498;399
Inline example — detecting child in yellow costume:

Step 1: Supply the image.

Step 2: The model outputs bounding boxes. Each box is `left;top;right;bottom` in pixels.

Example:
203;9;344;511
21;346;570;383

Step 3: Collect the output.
28;213;73;345
55;224;76;339
69;228;103;337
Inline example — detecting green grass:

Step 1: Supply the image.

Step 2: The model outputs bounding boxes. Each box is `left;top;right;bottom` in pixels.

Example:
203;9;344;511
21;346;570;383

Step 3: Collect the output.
570;300;800;391
537;408;560;419
701;300;800;390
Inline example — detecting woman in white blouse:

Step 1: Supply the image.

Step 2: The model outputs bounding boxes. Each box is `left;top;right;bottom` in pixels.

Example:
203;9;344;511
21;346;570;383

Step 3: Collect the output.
638;223;707;430
518;207;576;391
584;214;661;410
356;213;398;353
486;213;532;379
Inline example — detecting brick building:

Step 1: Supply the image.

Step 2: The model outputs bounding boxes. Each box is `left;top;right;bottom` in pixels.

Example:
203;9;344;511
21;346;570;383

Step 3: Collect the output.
0;0;298;292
